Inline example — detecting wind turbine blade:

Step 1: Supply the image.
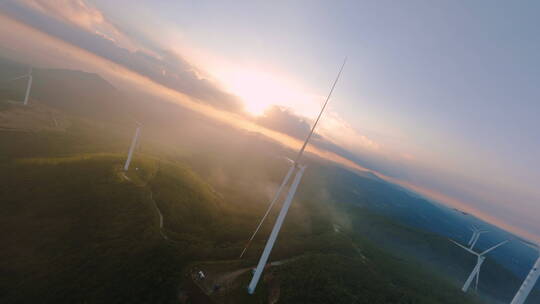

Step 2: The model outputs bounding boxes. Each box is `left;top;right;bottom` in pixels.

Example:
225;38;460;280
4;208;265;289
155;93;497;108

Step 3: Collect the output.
239;164;295;259
475;265;480;291
23;74;33;106
462;262;480;292
293;57;347;164
450;239;478;255
248;165;306;294
8;75;27;81
481;240;509;256
462;256;484;292
521;240;539;251
468;231;478;246
471;232;482;249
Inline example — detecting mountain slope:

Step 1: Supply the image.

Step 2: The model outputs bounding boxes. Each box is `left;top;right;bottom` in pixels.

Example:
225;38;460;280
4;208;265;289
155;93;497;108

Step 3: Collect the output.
1;59;536;303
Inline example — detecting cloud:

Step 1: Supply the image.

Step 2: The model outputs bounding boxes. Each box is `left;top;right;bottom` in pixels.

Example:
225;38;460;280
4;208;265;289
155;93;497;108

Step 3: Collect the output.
255;105;381;155
256;105;314;140
319;112;380;151
253;105;389;177
2;3;539;244
2;0;244;112
2;0;380;148
17;0;138;50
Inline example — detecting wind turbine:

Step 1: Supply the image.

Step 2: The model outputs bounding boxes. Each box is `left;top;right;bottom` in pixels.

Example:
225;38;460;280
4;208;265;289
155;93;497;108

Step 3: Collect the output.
246;58;347;295
468;225;489;250
124;121;142;171
510;242;540;304
450;234;508;293
8;67;33;105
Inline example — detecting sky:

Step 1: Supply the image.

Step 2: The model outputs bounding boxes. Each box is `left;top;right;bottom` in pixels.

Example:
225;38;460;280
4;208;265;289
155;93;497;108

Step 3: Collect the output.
0;0;539;243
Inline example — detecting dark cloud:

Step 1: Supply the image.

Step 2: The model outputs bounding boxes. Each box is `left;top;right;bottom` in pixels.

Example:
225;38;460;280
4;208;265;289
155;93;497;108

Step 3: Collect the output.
1;1;244;112
254;106;395;177
255;105;372;163
256;105;315;140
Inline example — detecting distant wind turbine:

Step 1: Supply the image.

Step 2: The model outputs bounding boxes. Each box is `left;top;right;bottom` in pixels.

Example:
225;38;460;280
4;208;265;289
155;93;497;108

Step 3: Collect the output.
8;67;33;105
246;58;347;295
124;121;142;171
510;242;540;304
450;232;508;293
468;225;489;250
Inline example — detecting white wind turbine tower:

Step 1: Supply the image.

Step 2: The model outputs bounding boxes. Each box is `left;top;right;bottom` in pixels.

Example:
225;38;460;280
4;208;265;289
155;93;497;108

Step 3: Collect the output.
450;233;508;293
510;242;540;304
8;67;33;106
246;58;347;295
124;121;142;171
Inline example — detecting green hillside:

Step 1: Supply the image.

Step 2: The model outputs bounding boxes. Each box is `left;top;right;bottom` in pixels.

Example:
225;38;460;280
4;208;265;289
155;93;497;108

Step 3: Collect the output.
0;127;482;304
275;252;476;304
0;63;491;303
1;154;177;303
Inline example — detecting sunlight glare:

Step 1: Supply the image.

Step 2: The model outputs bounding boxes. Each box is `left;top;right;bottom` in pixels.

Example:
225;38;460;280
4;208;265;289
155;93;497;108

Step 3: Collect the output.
225;68;318;117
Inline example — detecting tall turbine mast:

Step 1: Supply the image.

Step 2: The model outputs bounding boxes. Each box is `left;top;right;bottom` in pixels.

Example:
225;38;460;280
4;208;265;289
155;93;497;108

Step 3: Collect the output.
246;58;347;295
510;243;540;304
7;67;33;105
124;121;142;171
23;68;33;106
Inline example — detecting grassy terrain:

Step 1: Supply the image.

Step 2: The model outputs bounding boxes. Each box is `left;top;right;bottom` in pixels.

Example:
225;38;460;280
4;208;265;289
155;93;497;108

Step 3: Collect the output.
275;252;475;304
0;61;523;303
0;111;484;304
0;154;185;302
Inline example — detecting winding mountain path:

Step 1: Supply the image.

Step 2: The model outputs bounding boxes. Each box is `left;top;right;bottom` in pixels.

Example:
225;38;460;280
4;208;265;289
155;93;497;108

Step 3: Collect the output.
147;190;168;240
120;162;169;241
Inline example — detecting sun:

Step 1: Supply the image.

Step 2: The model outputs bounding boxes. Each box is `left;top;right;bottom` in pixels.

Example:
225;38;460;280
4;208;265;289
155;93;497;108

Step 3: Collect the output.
223;68;316;117
228;69;286;116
